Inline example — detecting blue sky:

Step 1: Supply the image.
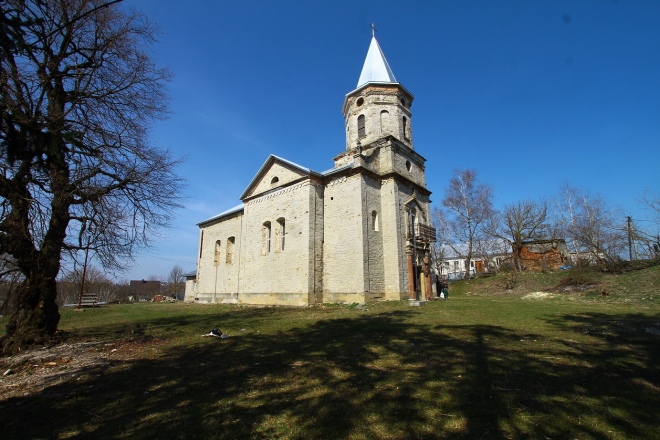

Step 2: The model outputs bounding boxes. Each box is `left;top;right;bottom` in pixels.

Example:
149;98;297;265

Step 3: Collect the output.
116;0;660;281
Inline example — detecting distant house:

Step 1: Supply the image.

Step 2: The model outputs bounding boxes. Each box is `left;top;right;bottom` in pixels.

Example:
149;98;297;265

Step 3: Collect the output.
519;239;570;271
129;280;162;301
438;241;510;280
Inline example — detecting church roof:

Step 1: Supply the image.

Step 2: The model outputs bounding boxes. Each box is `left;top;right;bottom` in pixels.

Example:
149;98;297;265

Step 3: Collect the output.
357;35;397;87
343;33;413;114
197;204;244;226
239;155;321;200
199;157;354;227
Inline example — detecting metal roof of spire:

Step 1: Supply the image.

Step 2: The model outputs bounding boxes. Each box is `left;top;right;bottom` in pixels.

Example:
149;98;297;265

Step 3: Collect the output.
356;27;397;87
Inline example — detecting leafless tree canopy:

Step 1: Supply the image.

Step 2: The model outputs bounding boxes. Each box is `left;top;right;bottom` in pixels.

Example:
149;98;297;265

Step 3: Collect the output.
640;191;660;226
488;199;550;271
167;264;186;299
433;169;494;278
0;0;183;354
554;184;626;265
57;265;123;305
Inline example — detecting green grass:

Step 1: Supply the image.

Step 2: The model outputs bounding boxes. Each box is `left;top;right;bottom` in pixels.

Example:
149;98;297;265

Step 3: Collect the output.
0;267;659;439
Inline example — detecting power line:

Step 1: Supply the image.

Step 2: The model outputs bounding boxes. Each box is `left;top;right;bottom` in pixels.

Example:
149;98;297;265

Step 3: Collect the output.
142;254;196;265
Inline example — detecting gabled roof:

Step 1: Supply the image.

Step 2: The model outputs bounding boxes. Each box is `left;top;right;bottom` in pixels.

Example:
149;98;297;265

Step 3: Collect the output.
357;35;397;87
197;204;244;226
239;154;322;200
198;158;355;227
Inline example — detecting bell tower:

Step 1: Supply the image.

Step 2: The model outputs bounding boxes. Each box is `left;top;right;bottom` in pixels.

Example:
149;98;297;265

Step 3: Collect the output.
342;30;415;151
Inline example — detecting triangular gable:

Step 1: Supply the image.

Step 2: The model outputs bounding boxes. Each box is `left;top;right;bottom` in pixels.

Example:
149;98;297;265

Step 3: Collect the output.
240;155;319;200
403;193;428;222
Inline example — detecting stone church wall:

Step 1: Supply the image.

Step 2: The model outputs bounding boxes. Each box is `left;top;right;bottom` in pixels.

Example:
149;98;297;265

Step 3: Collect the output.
392;148;426;187
344;85;413;151
239;181;317;306
249;162;308;198
380;178;405;298
194;213;243;303
309;183;324;304
322;174;367;303
363;175;385;297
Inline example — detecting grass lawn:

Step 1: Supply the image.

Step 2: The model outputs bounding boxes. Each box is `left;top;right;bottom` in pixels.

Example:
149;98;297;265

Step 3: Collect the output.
1;268;659;439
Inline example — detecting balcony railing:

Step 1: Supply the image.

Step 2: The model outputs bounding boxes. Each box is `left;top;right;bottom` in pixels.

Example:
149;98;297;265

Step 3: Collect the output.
413;223;437;243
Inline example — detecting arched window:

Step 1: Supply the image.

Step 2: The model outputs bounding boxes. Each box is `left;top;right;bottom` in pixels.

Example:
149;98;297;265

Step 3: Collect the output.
276;218;286;251
371;210;378;231
402;116;409;140
357;114;366;138
226;237;235;264
214;240;221;265
262;222;271;255
380;110;389;134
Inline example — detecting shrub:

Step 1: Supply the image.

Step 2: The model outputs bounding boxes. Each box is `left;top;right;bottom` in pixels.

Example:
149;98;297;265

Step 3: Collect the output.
498;263;519;290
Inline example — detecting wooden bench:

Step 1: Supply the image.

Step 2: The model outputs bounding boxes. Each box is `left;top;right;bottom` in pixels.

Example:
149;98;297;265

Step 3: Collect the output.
79;293;99;307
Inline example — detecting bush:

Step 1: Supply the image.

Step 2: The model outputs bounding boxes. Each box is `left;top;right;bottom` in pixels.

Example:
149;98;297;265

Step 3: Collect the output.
498;263;519;290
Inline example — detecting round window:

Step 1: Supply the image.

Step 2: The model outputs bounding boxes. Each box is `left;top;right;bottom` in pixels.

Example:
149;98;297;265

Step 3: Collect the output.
356;97;364;107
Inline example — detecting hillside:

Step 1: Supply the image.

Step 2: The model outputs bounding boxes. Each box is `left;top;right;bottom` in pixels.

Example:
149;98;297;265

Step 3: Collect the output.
449;263;660;306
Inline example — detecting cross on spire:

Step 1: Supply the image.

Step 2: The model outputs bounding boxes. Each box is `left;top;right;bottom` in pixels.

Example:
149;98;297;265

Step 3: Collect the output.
371;23;377;37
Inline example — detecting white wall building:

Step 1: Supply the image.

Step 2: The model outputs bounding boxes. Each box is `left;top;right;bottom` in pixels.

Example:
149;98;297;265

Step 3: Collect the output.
185;34;436;306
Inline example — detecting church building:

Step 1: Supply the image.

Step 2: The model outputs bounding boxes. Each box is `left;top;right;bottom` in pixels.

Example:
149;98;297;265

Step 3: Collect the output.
184;33;436;306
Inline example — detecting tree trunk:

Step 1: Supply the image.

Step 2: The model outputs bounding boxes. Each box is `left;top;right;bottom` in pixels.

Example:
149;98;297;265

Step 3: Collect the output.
512;244;523;272
2;276;60;355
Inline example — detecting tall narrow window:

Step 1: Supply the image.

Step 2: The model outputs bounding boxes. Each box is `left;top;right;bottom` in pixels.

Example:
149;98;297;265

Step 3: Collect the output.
380;110;389;134
199;231;204;259
276;218;285;251
357;114;366;138
226;237;235;264
371;210;378;231
214;240;221;265
409;208;416;239
262;222;271;255
402;116;409;139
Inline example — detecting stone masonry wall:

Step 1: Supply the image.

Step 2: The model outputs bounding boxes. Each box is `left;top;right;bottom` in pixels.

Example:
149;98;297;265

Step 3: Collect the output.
193;213;243;303
364;175;385;295
322;174;365;295
380;177;405;298
239;181;316;305
520;246;565;272
248;162;307;198
344;85;413;151
309;183;324;304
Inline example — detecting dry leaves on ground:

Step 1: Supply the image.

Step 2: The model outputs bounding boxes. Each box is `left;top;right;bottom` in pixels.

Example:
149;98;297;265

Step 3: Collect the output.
0;337;161;401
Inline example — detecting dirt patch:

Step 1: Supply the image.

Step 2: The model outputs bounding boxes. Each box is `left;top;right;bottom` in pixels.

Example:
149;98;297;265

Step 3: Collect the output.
553;270;600;293
0;336;163;401
521;291;557;300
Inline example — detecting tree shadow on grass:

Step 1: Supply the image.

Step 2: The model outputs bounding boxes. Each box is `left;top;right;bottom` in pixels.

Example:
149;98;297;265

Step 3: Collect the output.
1;309;658;439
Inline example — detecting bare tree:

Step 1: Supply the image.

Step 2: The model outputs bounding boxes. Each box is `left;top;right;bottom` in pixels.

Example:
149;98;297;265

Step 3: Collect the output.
473;237;510;274
555;185;626;266
488;199;550;271
0;1;183;354
433;169;494;278
640;190;660;224
57;265;116;305
553;183;582;257
167;264;186;300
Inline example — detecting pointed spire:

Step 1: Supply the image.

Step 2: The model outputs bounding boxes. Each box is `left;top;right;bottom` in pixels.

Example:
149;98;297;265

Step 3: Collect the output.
356;28;397;88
